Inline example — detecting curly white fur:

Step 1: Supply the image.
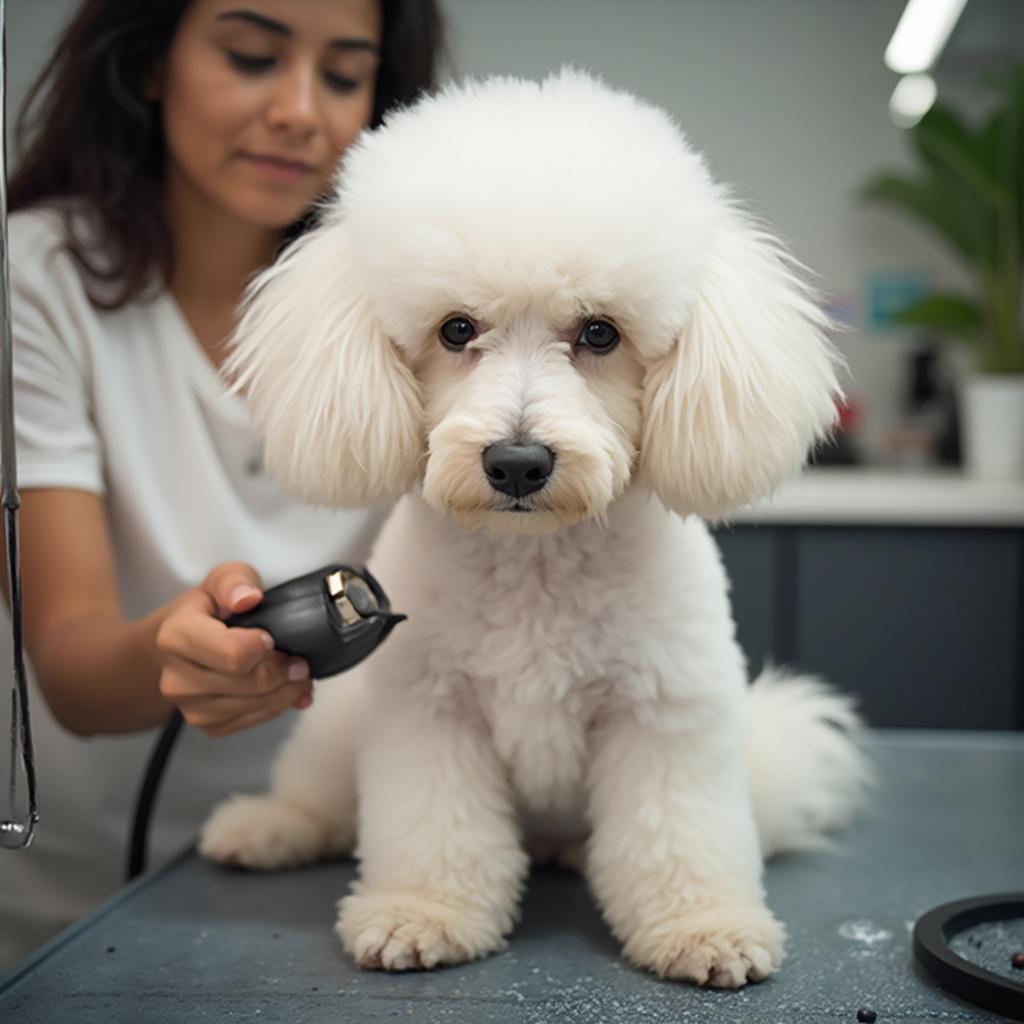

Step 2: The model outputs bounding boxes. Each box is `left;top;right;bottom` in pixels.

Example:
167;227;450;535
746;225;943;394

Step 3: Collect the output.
203;68;868;988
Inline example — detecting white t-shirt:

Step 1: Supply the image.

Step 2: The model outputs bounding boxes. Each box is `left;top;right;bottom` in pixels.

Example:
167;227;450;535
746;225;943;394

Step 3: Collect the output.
0;206;387;968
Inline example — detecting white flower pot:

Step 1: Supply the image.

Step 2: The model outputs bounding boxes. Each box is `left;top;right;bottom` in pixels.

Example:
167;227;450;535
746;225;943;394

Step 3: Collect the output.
960;374;1024;479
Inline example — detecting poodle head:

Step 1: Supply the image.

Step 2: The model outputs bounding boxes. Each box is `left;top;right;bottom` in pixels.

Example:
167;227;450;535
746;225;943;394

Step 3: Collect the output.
227;68;841;534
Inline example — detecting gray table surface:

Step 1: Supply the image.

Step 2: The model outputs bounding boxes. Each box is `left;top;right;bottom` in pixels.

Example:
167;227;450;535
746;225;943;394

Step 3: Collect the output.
2;730;1022;1023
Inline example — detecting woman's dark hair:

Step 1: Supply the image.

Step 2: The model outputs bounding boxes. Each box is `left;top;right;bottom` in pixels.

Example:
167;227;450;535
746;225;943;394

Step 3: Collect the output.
9;0;445;309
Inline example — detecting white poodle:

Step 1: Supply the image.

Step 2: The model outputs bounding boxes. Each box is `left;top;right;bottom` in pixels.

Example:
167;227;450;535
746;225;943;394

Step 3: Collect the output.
199;68;868;988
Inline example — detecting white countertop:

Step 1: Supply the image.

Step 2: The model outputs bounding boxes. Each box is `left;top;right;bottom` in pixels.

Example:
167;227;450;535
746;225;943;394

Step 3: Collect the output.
727;467;1024;526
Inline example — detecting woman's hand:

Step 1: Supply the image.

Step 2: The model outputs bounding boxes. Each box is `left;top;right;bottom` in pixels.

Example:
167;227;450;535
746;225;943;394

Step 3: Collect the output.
156;562;313;737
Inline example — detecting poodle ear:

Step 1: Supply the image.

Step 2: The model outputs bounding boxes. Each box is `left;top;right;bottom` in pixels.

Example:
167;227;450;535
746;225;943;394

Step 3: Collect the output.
638;209;842;520
225;222;423;507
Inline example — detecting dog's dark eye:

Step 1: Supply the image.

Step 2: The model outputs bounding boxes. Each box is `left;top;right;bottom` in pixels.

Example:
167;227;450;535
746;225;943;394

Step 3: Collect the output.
439;316;478;351
577;319;620;354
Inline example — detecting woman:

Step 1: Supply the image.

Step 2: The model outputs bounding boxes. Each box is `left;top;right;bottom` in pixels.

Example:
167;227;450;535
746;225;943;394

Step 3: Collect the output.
1;0;443;967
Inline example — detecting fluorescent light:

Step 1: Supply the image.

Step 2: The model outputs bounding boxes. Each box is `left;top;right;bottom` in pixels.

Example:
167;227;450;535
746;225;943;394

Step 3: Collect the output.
885;0;968;74
889;73;938;129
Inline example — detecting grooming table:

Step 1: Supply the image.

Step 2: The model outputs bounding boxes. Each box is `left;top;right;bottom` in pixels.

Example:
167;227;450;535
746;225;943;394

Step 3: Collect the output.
2;730;1022;1023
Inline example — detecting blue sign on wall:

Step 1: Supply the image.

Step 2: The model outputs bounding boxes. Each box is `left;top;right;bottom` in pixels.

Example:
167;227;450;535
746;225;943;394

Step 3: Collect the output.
866;272;927;329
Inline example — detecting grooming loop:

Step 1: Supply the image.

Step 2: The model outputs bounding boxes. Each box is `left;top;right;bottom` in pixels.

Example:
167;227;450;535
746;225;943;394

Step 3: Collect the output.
0;0;39;851
913;893;1024;1021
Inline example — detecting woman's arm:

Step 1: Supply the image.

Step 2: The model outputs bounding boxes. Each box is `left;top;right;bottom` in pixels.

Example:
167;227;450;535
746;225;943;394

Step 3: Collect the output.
15;488;166;733
6;488;312;737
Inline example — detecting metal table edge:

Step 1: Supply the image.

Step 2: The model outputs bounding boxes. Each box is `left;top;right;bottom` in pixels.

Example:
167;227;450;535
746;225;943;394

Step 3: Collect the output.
0;843;197;995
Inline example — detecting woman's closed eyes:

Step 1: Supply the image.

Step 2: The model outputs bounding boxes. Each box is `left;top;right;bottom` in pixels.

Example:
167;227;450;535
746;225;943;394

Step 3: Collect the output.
224;49;363;94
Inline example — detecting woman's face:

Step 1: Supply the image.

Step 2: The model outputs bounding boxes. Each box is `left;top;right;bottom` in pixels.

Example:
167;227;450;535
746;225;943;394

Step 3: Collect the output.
160;0;381;230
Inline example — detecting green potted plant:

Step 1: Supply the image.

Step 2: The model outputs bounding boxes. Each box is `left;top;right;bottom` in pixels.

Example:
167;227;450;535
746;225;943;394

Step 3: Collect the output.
861;67;1024;479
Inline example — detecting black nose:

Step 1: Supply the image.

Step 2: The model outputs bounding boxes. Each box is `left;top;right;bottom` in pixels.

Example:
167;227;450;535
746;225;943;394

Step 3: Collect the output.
482;443;555;498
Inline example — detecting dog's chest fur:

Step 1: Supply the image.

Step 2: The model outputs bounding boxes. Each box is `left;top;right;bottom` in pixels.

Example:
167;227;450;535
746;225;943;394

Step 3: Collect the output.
450;534;613;811
377;491;688;814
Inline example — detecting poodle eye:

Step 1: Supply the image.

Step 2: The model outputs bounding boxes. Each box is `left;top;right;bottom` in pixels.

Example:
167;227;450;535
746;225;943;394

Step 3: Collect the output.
577;319;620;354
439;316;478;351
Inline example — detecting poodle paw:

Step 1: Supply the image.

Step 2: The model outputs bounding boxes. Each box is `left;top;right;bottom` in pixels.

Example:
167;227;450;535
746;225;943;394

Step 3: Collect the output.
199;794;343;870
337;888;507;971
626;903;785;988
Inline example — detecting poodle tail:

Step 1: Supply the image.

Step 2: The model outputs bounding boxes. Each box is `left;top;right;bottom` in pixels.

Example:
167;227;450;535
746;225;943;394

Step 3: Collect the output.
744;665;871;859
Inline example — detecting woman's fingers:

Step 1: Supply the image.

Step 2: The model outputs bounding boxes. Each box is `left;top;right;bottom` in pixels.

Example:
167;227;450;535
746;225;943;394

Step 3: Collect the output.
157;600;275;678
174;676;314;735
155;562;314;736
159;649;310;700
202;562;266;618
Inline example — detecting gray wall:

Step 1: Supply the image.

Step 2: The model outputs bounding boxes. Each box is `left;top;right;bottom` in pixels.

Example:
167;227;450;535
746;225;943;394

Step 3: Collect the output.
5;0;74;141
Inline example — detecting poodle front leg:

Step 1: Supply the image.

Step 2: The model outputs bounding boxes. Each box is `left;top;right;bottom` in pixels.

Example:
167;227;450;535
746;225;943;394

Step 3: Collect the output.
199;672;368;870
338;696;528;971
586;708;785;988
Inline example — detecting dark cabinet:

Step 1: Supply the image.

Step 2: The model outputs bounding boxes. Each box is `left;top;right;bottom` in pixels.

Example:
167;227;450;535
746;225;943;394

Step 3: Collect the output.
714;525;1023;729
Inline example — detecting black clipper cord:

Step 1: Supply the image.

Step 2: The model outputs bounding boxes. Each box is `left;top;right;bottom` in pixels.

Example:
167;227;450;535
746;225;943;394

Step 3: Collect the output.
127;564;404;880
